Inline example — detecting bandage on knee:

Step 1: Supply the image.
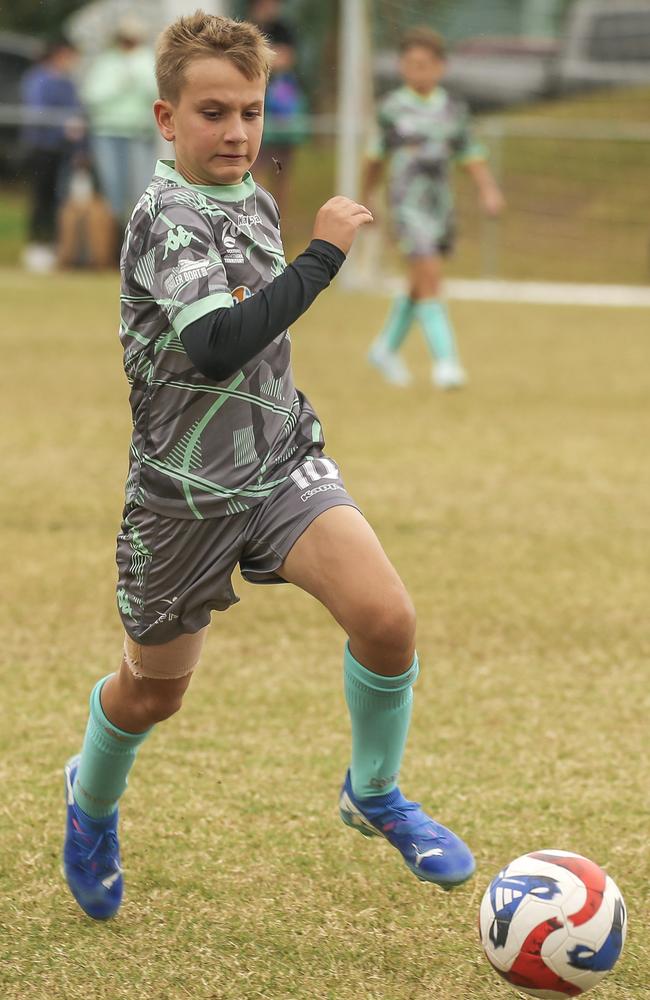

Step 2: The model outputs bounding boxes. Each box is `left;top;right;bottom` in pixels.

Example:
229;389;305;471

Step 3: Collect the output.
123;629;206;680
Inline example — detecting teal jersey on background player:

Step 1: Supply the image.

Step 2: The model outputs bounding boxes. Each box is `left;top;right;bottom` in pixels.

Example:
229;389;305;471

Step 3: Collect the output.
120;160;324;520
369;86;485;255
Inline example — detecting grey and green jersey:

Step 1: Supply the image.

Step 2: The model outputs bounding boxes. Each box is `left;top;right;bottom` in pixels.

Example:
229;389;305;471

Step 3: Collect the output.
369;86;485;255
120;159;324;520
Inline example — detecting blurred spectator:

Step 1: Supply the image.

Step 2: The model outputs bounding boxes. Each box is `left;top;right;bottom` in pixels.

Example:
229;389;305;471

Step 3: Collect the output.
57;162;118;270
247;0;295;46
81;14;157;233
248;3;308;218
21;37;85;273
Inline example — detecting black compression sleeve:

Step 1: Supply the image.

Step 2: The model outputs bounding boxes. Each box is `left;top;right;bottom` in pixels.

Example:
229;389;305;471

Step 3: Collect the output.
179;239;346;381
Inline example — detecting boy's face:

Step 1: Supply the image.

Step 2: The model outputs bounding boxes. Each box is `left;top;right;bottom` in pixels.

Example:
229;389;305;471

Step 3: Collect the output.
399;45;446;94
52;45;79;74
155;57;265;186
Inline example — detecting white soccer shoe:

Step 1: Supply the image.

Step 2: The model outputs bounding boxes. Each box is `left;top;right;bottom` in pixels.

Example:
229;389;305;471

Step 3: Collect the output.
22;243;56;274
433;359;467;390
368;344;413;387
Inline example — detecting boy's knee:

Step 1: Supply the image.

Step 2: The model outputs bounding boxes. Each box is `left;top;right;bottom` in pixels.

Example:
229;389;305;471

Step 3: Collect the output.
119;666;190;726
119;632;200;727
362;590;417;659
385;595;417;654
140;683;187;724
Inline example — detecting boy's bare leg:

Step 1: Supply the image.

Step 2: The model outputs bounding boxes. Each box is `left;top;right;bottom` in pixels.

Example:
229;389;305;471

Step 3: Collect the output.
101;630;204;733
278;505;415;675
100;659;194;733
279;503;475;886
408;254;443;300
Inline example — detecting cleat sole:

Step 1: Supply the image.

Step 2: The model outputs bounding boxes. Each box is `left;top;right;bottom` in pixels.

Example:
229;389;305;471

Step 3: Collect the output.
339;809;380;838
405;861;475;889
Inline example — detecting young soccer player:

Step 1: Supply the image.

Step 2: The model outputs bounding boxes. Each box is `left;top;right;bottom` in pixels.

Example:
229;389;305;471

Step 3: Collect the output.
63;11;475;921
364;27;504;389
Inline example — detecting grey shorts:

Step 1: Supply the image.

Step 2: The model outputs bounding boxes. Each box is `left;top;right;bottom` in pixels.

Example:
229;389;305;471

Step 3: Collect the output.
115;455;359;646
390;178;455;258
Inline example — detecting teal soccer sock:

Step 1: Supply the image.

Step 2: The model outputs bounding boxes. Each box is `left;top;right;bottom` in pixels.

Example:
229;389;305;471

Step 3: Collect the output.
375;294;415;353
344;643;419;799
415;298;459;362
73;675;152;819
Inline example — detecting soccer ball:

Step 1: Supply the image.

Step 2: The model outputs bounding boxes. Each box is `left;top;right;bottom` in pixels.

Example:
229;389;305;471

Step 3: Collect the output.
479;850;626;998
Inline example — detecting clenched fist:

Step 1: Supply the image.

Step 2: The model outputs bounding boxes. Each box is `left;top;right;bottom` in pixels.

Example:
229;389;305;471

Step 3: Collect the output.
312;196;374;254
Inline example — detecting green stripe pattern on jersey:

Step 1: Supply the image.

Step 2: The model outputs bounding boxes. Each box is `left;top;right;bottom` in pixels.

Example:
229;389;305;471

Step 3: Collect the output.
120;160;325;520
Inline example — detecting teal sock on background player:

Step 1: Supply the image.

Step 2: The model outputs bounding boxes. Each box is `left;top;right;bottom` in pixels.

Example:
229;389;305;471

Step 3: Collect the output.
415;298;459;362
73;675;151;819
376;294;415;353
344;642;419;799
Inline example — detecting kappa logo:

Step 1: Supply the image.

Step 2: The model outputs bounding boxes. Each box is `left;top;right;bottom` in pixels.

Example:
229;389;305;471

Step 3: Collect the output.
116;587;133;617
163;224;194;260
300;483;344;503
237;213;262;226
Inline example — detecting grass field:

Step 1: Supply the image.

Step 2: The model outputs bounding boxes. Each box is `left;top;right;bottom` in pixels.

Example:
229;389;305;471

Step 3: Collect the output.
1;271;649;999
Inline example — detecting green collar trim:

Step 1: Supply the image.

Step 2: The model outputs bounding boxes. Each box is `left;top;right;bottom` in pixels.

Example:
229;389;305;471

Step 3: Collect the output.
403;86;446;107
155;160;255;202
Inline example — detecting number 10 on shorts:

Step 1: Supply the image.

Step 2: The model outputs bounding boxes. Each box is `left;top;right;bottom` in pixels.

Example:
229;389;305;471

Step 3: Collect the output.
290;458;340;490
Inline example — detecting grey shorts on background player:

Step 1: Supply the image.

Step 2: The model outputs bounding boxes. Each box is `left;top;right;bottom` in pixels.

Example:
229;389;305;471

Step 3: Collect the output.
116;455;359;651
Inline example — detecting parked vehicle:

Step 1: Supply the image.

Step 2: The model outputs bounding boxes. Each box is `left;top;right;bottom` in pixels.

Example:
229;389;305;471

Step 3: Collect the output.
557;0;650;92
376;0;650;109
443;36;559;108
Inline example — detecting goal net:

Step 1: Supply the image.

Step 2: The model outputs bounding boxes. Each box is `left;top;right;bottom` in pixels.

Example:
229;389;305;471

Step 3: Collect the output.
337;0;650;292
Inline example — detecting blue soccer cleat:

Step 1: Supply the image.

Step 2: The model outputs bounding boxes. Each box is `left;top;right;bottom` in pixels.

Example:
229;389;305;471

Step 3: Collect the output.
63;755;123;920
339;770;475;889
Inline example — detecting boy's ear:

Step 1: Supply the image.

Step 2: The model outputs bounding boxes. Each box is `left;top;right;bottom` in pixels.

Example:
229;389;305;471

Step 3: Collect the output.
154;99;175;142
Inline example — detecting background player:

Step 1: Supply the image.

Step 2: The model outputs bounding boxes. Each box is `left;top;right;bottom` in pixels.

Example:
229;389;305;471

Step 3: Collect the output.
363;26;505;389
62;11;475;921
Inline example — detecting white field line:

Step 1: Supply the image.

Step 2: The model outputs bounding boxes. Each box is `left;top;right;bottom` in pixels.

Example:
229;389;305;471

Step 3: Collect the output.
349;273;650;308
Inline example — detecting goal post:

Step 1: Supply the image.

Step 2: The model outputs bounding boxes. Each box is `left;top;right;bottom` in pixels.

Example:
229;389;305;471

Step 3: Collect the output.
332;0;650;298
336;0;379;289
336;0;368;203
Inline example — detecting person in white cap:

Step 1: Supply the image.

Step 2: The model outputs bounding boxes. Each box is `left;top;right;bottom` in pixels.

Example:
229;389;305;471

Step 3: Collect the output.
81;15;158;235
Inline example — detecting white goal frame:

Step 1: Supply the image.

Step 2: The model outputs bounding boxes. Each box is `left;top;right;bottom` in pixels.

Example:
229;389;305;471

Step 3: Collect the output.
334;0;650;308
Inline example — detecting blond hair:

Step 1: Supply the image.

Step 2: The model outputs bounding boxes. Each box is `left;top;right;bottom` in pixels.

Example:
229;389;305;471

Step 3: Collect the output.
156;10;274;103
400;26;447;60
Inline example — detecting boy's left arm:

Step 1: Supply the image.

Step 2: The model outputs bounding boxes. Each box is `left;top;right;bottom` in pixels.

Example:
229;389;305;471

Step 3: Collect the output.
464;159;505;216
452;101;505;216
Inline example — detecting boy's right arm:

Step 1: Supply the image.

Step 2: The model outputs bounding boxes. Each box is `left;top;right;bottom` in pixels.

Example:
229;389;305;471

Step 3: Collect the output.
361;158;384;205
361;100;389;205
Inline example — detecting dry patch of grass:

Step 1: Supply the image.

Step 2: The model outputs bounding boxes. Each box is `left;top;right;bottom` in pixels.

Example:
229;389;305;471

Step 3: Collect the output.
1;273;648;998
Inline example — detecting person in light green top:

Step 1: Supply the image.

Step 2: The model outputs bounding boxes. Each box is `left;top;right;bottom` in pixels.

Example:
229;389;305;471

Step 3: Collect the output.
363;27;505;390
81;14;158;228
